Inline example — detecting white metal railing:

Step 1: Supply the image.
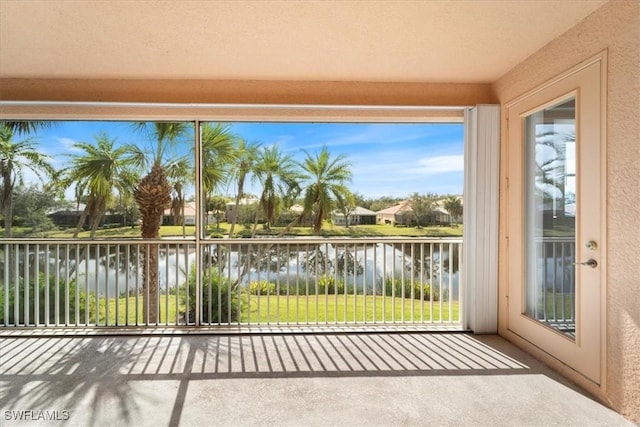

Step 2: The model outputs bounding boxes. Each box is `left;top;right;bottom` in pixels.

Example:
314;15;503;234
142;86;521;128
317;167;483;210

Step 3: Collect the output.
527;237;576;331
1;238;462;328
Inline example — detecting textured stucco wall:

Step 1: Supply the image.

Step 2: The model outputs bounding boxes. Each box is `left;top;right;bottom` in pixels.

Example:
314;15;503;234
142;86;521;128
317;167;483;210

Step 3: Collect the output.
493;0;640;422
0;79;496;107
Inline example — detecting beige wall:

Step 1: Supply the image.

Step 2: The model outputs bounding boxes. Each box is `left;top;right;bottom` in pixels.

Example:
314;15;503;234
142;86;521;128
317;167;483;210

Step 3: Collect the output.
493;0;640;422
0;78;495;107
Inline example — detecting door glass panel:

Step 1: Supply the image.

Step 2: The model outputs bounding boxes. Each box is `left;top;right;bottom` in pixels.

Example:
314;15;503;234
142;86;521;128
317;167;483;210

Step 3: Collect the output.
524;97;576;339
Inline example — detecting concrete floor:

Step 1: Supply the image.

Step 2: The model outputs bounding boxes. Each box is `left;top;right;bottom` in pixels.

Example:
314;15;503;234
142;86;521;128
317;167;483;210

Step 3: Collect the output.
0;332;633;427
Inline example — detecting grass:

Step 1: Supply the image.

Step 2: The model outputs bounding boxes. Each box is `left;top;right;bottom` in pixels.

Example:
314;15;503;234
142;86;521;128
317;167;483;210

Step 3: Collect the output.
59;293;458;325
38;295;184;325
242;295;459;324
4;223;462;239
258;223;463;238
42;226;198;239
1;220;463;239
540;290;575;320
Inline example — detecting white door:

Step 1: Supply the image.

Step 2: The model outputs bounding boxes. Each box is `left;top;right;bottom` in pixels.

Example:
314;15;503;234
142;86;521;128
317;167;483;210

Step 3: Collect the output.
505;57;605;383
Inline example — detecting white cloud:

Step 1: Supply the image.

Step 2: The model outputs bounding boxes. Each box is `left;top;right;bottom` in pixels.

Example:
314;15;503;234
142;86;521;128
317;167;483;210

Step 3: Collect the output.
53;136;81;151
407;155;464;175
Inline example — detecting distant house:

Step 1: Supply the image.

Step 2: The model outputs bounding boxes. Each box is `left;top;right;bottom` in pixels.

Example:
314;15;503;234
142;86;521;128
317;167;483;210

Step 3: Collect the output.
280;204;314;227
48;203;86;227
163;202;218;226
164;202;196;226
225;197;259;223
332;206;377;226
289;204;305;215
433;206;451;225
376;201;413;225
49;203;130;228
376;200;462;226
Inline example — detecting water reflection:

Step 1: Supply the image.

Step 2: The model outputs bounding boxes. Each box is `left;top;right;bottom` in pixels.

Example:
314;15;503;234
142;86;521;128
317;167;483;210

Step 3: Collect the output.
28;242;461;298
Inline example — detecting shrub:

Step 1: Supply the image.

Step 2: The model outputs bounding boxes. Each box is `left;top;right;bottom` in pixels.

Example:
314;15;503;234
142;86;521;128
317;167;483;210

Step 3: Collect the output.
316;275;345;294
184;266;241;323
237;228;253;238
248;281;277;296
383;277;439;301
0;273;95;325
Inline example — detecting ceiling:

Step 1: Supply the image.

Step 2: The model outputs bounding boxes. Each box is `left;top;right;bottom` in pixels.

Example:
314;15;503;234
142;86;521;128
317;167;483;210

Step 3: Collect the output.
0;0;607;84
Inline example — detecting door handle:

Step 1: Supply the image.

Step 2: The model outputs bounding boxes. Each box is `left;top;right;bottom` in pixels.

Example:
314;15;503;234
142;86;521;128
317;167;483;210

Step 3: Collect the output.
574;259;598;268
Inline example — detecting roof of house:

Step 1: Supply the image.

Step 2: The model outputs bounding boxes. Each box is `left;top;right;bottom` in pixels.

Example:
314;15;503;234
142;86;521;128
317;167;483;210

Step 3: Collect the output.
376;201;413;215
333;206;377;217
226;197;258;206
289;204;304;213
164;202;197;216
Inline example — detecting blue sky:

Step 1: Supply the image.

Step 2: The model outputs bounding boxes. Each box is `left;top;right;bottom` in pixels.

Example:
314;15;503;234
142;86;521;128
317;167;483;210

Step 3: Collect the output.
29;121;464;200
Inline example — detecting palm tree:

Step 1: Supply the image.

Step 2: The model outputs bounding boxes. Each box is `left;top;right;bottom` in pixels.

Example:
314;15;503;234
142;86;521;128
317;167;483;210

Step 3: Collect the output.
0;121;53;136
298;147;352;233
165;155;193;236
113;169;140;227
443;195;463;226
63;132;134;238
253;145;301;229
534;131;574;219
227;139;260;237
201;123;237;230
131;122;193;323
0;125;56;237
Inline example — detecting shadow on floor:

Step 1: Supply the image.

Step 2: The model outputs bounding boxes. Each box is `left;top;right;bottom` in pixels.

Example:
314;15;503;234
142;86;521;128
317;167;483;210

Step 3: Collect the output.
0;332;629;426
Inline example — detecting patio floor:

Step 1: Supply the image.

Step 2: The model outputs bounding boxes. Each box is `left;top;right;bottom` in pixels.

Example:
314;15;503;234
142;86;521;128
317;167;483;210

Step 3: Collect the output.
0;331;632;426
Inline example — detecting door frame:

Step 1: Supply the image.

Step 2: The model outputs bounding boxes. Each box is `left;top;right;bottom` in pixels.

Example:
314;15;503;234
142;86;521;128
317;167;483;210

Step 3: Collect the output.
501;52;607;386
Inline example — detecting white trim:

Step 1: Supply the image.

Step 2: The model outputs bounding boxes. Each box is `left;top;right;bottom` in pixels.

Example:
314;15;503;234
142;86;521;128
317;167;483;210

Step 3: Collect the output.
0;100;468;110
0;101;466;123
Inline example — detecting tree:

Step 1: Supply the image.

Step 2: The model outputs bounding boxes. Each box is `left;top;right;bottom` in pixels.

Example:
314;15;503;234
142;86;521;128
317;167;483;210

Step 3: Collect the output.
64;132;135;238
0;125;56;237
368;196;404;213
408;192;438;226
0;121;53;136
11;184;66;234
335;192;356;228
165;156;193;236
299;147;352;233
534;131;574;221
227;139;260;237
351;192;371;210
112;169;140;226
206;195;228;231
443;195;463;225
253;145;301;229
131;122;193;323
201;123;237;229
15;184;70;232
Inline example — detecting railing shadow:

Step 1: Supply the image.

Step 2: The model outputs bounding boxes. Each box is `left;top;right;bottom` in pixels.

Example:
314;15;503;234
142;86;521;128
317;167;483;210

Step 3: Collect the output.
0;332;589;426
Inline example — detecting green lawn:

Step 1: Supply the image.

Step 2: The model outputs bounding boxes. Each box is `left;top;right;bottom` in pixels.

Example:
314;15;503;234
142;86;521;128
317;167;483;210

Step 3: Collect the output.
259;223;463;238
41;225;198;239
3;291;458;325
84;293;458;325
241;294;459;324
46;293;459;326
101;295;182;325
3;222;462;239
